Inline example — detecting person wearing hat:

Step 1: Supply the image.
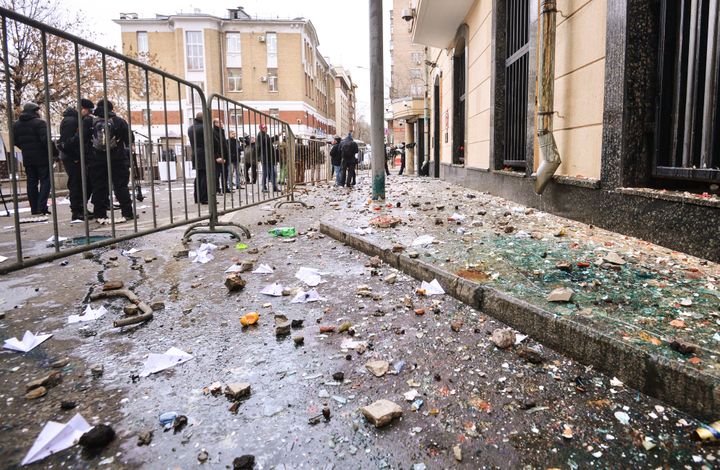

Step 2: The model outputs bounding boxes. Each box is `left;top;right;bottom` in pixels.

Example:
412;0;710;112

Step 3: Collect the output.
88;99;134;222
58;98;95;220
12;102;53;215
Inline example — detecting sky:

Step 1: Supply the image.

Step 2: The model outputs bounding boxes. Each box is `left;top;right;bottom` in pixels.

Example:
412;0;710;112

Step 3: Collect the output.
61;0;393;121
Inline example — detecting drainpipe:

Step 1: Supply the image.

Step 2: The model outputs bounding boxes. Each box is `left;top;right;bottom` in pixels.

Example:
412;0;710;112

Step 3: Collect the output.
534;0;561;194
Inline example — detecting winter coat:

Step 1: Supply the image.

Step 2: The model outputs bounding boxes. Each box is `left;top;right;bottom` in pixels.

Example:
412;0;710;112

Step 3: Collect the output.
340;136;358;163
330;143;342;166
187;119;206;170
58;107;93;162
228;137;241;164
12;111;50;166
255;130;273;165
212;126;229;159
90;109;130;160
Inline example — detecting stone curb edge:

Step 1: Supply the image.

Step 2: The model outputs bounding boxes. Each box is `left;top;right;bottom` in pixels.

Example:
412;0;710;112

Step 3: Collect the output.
319;221;720;419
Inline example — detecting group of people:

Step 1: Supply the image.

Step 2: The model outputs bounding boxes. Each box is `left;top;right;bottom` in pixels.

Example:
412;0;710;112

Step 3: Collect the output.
330;133;360;188
12;99;135;222
188;113;283;205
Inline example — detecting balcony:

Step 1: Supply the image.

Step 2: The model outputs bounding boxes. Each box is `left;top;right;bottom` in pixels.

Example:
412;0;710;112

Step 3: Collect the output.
411;0;475;48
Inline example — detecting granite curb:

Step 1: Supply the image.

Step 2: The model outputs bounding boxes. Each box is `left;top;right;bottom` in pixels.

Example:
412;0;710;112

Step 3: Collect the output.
320;221;720;419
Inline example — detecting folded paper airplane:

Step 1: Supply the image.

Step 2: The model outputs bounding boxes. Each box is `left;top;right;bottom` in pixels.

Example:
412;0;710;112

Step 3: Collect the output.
3;331;53;352
21;413;92;465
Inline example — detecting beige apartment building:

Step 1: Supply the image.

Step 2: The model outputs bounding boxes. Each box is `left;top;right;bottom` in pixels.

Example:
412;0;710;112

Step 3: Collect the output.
333;66;358;138
115;7;344;139
407;0;719;261
387;0;427;167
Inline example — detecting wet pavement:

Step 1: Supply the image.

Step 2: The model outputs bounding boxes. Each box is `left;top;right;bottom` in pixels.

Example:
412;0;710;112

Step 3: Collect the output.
1;174;719;469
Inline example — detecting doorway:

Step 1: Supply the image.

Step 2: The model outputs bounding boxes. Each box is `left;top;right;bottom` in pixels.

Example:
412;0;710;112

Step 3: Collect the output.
452;29;467;165
433;75;440;177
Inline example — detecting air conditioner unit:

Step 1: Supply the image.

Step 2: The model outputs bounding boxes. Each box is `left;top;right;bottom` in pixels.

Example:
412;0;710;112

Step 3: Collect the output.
260;76;267;82
258;35;265;43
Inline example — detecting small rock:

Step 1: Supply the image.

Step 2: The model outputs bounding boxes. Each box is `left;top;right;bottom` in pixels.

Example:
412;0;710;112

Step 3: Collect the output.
504;226;515;234
453;445;462;462
669;339;698;355
384;273;397;285
225;273;247;292
338;322;352;333
144;256;155;263
365;360;390;377
368;256;382;268
25;386;47;400
239;261;254;273
555;262;572;272
198;450;209;463
174;249;190;259
293;335;305;346
275;315;291;336
224;383;251;400
408;252;419;259
78;326;96;338
291;319;304;328
150;301;165;311
332;372;345;382
83;252;94;260
322;406;331;421
391;244;405;253
103;280;123;291
173;415;188;434
206;382;223;396
123;304;140;316
319;326;336;334
79;424;116;450
26;370;62;391
603;252;626;265
450;320;463;332
547;287;574;302
90;364;104;378
517;346;544;364
491;328;516;349
61;400;77;410
360;399;403;428
233;455;255;470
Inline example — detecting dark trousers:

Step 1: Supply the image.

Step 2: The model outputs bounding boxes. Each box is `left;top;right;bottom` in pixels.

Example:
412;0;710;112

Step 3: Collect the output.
89;156;132;218
194;169;208;204
65;158;91;216
384;160;390;176
25;164;51;214
398;155;406;175
340;159;355;187
245;162;257;183
215;162;230;193
262;160;277;190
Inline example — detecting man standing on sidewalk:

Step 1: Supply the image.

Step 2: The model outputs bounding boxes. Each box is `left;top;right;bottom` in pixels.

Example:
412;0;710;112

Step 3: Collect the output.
58;98;95;220
256;123;278;192
188;112;207;204
12;102;53;215
329;136;342;186
339;132;358;189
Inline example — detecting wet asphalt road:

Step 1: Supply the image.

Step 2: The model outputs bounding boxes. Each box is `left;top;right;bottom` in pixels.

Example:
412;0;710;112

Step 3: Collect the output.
0;176;719;469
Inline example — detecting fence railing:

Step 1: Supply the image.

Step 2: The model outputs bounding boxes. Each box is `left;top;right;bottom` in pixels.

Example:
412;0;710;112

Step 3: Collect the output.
0;7;303;274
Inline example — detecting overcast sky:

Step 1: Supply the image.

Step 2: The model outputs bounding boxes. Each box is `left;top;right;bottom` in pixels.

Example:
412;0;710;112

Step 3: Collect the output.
62;0;393;121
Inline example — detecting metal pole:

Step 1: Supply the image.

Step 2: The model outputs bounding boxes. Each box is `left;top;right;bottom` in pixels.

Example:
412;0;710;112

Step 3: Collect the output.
369;0;385;200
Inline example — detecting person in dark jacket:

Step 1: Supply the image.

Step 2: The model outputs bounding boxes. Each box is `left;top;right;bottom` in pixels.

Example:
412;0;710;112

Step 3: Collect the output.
256;124;278;192
228;130;242;190
244;136;257;184
12;102;52;215
212;119;231;194
188;112;207;204
88;99;134;222
58;98;95;220
339;132;358;188
398;142;406;175
329;136;342;186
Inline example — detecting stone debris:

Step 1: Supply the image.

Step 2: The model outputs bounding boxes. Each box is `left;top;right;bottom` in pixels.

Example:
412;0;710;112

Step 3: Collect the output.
224;383;251;400
603;251;626;265
384;273;397;284
293;335;305;345
225;273;247;292
275;314;291;336
25;386;47;400
453;444;462;461
491;328;516;349
516;346;544;364
26;370;62;391
79;424;116;451
547;287;574;302
365;360;390;377
137;431;153;446
361;399;403;428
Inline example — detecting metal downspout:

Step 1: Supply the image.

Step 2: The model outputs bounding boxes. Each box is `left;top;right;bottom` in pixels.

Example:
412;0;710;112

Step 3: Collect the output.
534;0;560;194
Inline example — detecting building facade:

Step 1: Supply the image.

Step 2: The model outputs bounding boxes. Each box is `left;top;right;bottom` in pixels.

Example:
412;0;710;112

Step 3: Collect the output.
333;66;358;138
115;7;339;140
409;0;719;261
387;0;428;171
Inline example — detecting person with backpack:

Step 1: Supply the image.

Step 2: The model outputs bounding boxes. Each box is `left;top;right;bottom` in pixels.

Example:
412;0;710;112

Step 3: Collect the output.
58;98;94;220
88;99;134;222
339;132;358;189
12;102;55;215
188;112;207;204
329;136;342;186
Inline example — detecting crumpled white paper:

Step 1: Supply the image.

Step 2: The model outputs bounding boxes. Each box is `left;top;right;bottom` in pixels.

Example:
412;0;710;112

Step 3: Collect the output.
420;279;445;296
224;264;243;273
252;263;274;274
68;305;107;324
21;413;92;465
354;227;373;235
3;331;53;352
261;282;284;297
189;243;217;264
139;347;193;377
122;248;141;256
295;267;327;287
46;236;69;245
411;235;435;246
0;255;8;263
449;213;466;222
290;289;325;303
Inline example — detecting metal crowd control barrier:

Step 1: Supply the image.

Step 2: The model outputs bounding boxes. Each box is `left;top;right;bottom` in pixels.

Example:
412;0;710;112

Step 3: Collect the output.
0;8;298;275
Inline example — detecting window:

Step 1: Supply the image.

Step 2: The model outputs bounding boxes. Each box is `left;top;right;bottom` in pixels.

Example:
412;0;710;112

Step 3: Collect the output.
269;108;280;119
268;68;278;92
266;32;277;68
410;68;422;79
185;31;204;71
411;51;423;64
137;32;148;55
226;33;241;67
187;81;204;106
229;110;243;127
228;68;242;92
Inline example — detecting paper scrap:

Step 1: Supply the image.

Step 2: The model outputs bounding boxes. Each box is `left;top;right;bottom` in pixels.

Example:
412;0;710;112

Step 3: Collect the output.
3;331;53;352
252;263;274;274
354;227;374;235
224;264;244;273
21;413;92;465
411;235;435;247
46;236;69;245
122;248;141;255
291;289;325;304
420;279;445;296
139;347;193;377
68;305;107;324
295;267;326;287
340;338;367;350
0;255;8;263
449;213;466;222
189;243;217;264
261;282;284;297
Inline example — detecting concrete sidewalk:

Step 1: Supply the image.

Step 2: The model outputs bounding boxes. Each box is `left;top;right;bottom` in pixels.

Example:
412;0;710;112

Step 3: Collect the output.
317;176;720;418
